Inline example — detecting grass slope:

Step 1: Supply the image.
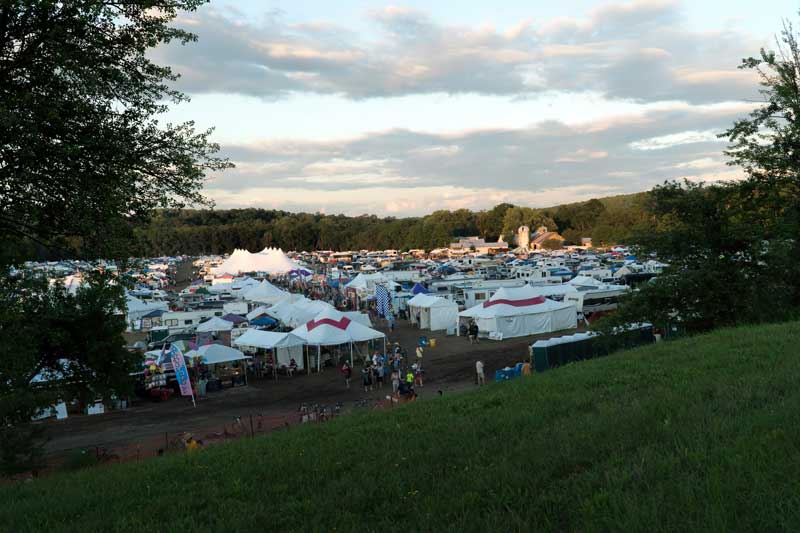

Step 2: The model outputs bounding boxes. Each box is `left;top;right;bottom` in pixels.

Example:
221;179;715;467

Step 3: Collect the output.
4;322;800;532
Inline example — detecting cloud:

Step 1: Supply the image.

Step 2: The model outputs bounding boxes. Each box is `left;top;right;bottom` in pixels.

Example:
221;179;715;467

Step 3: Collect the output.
199;102;751;214
153;0;761;103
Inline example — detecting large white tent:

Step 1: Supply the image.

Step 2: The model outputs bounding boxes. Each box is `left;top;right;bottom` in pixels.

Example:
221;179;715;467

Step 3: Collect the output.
233;330;306;373
291;308;385;372
195;316;235;333
459;285;577;339
213;248;301;276
345;273;400;295
406;293;459;332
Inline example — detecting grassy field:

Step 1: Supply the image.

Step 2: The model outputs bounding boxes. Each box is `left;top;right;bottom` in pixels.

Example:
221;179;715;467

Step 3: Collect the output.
3;322;800;532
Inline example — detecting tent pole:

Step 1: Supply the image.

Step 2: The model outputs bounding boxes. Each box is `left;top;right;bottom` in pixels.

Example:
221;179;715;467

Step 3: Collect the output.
306;345;310;376
273;348;277;381
382;336;386;356
349;343;353;367
317;345;321;373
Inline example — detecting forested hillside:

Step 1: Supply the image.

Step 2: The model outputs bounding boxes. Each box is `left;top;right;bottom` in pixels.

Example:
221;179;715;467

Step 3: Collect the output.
129;192;649;256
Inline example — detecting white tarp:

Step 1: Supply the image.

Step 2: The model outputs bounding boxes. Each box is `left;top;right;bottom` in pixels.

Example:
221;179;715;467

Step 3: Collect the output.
125;293;168;323
459;285;577;339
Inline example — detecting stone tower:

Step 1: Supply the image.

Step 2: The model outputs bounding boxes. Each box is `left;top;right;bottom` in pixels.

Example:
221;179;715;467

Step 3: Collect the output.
517;226;530;248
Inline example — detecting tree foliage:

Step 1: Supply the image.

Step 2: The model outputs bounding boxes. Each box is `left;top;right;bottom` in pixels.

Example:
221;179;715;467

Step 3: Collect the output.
600;20;800;333
0;0;231;261
0;1;229;474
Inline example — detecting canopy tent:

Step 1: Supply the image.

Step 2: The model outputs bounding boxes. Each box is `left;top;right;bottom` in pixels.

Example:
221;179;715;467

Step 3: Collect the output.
246;305;271;321
406;294;458;332
411;282;429;295
213;248;301;275
567;275;605;288
195;316;235;333
185;344;251;365
459;285;577;339
525;284;575;299
266;297;336;328
345;273;400;295
342;311;373;327
242;279;288;304
291;308;386;372
233;329;306;373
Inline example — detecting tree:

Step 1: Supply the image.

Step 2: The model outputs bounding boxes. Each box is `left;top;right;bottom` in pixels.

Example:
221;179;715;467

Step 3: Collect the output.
0;1;230;474
0;1;231;260
477;203;514;241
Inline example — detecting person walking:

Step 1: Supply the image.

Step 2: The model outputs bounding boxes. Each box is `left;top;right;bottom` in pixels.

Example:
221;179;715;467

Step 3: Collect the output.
361;364;373;392
341;362;352;389
415;344;423;364
475;359;485;386
391;368;401;396
469;321;479;344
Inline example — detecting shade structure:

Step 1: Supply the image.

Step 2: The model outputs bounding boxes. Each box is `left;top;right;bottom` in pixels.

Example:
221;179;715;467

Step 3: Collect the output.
185;344;250;365
242;279;287;304
233;329;306;370
195;316;235;333
459;285;577;339
290;308;385;346
567;275;605;288
344;273;399;295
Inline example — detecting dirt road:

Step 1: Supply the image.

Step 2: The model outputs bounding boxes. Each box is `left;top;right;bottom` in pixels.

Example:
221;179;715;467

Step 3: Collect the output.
41;321;575;456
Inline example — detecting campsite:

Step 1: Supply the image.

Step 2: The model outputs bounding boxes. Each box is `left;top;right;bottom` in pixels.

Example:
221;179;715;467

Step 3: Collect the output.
4;2;800;531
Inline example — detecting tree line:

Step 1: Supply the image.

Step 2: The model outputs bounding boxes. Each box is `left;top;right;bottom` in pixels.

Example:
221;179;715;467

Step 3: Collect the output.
127;194;650;257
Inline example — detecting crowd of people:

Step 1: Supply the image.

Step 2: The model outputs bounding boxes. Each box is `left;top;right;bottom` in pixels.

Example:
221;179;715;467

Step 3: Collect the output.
340;341;426;400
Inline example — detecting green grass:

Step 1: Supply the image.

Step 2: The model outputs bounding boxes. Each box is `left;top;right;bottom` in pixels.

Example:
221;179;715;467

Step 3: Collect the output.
3;322;800;532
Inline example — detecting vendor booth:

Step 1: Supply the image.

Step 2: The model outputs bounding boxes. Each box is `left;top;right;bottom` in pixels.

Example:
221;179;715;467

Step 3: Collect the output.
233;329;306;378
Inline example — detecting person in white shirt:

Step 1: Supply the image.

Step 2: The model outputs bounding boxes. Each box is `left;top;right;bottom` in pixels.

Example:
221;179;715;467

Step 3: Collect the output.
475;360;485;386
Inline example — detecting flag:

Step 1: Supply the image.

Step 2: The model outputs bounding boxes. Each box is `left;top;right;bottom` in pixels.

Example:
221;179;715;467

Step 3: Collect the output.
169;344;193;398
375;283;392;319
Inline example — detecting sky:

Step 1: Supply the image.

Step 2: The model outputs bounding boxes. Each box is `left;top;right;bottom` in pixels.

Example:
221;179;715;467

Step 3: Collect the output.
155;0;800;216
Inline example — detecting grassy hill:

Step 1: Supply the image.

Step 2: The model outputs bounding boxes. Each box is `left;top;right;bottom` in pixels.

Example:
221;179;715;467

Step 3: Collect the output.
3;322;800;532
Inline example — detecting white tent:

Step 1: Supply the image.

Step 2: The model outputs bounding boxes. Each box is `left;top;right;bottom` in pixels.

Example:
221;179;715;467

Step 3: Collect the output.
406;294;458;332
345;273;399;295
213;248;302;275
186;344;250;365
195;316;235;333
459;285;577;339
242;279;287;304
342;311;373;327
267;297;335;328
233;330;306;372
291;308;386;372
567;275;605;288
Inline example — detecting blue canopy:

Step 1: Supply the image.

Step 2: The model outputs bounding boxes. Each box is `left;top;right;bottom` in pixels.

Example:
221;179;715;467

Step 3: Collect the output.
250;316;277;327
412;283;429;294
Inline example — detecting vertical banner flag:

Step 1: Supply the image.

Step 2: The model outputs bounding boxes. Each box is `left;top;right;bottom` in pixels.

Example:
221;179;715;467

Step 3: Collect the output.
375;283;392;318
169;344;196;406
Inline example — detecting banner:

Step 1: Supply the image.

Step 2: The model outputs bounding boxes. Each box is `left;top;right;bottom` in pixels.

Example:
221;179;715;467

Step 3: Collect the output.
169;344;194;398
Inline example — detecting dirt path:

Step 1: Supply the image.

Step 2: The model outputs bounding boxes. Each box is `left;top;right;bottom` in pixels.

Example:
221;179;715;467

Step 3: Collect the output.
40;322;579;457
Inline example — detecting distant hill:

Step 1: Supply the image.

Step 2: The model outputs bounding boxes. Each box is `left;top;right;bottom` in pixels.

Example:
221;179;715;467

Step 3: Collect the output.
4;320;799;531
